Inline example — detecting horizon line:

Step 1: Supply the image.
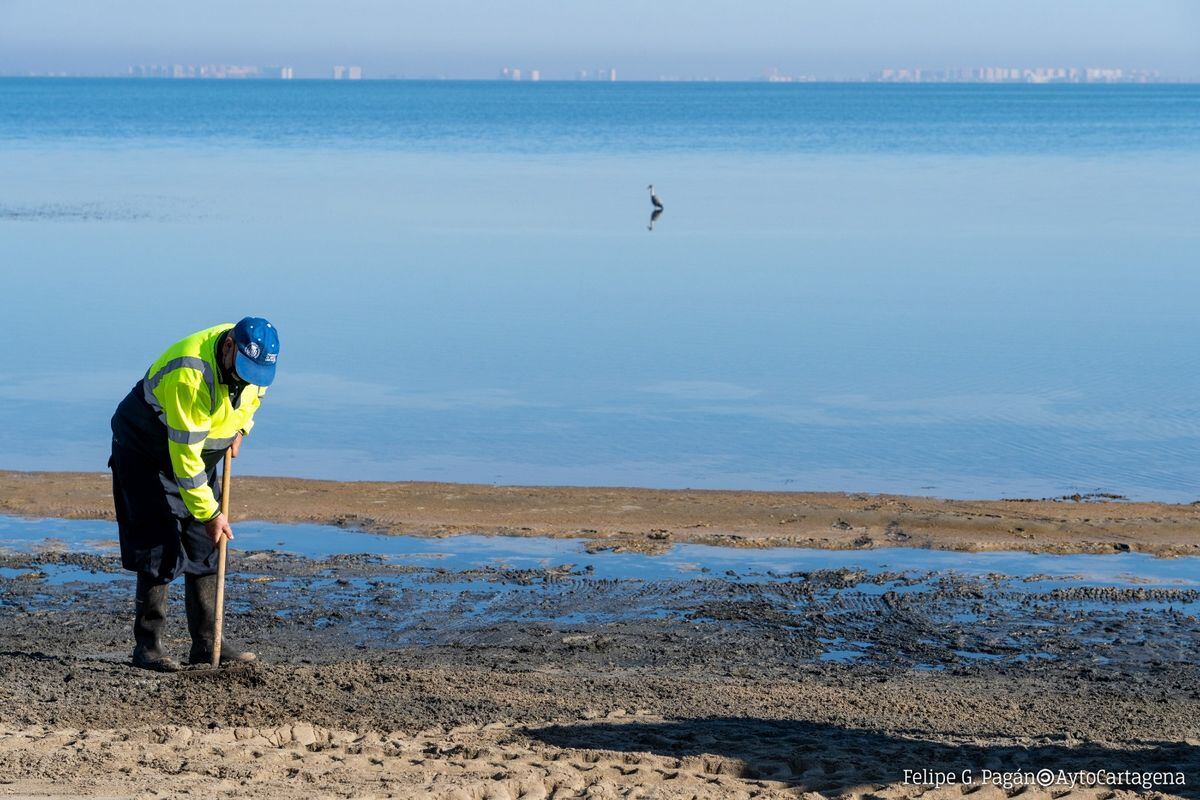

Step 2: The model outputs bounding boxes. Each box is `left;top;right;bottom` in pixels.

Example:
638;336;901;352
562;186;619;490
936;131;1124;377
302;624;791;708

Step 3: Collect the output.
2;75;1198;85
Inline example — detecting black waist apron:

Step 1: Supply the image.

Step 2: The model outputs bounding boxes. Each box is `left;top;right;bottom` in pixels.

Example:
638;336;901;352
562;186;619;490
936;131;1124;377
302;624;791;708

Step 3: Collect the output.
109;381;225;583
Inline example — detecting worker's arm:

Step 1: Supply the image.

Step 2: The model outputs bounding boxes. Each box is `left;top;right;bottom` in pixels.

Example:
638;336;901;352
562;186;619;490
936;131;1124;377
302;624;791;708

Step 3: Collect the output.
229;386;265;459
157;374;220;522
238;387;265;437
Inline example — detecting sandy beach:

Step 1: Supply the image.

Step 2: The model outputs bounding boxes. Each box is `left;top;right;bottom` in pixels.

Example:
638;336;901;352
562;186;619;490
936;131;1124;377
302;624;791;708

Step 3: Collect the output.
1;471;1198;798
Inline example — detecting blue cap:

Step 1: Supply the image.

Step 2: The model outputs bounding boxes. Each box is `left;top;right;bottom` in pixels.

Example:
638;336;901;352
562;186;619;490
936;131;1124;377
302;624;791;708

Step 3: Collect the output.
231;317;279;387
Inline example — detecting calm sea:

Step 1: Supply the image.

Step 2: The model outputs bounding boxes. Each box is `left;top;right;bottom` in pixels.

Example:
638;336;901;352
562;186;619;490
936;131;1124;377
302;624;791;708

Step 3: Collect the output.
2;80;1198;500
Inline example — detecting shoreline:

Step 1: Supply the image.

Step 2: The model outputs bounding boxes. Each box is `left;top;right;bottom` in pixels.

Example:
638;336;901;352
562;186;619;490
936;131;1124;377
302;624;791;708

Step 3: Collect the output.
3;468;1199;797
3;469;1198;556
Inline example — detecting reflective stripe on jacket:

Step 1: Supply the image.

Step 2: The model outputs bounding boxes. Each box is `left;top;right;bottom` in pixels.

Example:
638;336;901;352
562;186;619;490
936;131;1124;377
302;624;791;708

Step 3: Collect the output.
142;323;266;520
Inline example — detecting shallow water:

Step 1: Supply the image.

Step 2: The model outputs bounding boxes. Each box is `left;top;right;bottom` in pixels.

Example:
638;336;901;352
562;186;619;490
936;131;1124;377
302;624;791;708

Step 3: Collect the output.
3;516;1196;668
2;81;1199;500
2;515;1197;587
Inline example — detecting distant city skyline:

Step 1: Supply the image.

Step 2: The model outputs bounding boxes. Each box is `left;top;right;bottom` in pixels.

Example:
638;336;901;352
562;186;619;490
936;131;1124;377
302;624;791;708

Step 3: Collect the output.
6;62;1193;84
1;1;1197;81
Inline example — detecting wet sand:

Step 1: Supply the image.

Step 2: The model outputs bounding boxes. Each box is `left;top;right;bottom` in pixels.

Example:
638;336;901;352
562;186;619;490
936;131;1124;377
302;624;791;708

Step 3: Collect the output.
1;521;1198;799
3;470;1200;556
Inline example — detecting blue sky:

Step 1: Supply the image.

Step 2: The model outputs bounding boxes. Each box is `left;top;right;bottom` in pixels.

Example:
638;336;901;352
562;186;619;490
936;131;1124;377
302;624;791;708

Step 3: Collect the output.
1;0;1197;78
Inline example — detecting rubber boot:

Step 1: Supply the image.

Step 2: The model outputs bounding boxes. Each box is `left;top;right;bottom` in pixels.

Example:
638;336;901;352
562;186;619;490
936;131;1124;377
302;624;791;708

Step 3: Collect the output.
184;572;256;665
132;574;181;672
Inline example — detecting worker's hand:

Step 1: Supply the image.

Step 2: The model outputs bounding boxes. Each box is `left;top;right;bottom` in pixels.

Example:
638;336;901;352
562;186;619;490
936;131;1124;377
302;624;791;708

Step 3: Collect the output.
205;513;234;545
229;431;243;459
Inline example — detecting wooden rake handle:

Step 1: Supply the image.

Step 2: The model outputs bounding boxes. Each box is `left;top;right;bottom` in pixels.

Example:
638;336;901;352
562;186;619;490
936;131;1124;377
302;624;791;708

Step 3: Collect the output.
212;450;232;668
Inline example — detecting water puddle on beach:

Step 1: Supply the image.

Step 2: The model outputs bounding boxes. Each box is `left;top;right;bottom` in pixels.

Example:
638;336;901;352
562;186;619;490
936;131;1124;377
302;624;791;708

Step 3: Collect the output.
3;515;1197;585
2;515;1197;670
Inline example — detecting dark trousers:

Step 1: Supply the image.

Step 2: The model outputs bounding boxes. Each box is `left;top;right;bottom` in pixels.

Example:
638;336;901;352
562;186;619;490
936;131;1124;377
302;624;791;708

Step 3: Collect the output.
110;383;224;584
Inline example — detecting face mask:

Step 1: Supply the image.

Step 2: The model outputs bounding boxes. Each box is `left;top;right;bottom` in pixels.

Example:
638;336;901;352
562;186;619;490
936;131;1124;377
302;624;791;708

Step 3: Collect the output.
223;337;248;390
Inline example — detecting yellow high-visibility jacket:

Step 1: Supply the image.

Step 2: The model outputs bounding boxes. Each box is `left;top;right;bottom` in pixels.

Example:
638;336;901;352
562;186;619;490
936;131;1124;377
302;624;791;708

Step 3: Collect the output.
142;323;266;521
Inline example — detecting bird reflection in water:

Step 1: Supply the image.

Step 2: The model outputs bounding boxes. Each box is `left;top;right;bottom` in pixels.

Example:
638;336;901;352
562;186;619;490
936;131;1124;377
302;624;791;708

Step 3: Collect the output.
647;184;664;231
647;207;663;231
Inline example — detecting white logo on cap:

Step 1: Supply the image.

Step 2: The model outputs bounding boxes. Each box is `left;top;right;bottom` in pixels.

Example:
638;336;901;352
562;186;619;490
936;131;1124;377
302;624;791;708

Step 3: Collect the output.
245;341;261;359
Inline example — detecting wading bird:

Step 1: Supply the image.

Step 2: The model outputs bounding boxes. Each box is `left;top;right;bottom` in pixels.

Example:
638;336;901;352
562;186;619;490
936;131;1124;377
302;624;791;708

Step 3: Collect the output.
647;184;664;211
